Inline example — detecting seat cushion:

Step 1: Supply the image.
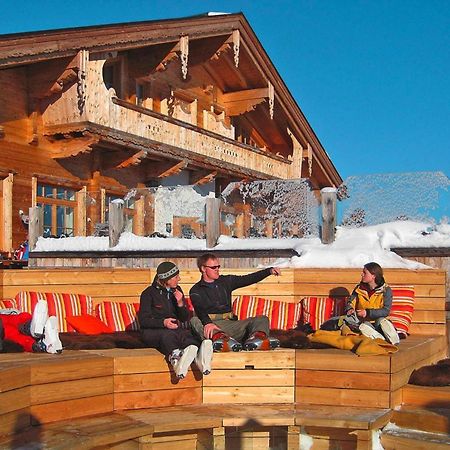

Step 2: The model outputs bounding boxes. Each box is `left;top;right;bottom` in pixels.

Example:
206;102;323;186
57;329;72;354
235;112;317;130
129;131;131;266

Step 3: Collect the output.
15;291;94;332
0;298;17;310
389;286;415;336
233;295;302;330
300;296;346;331
65;314;113;335
96;301;140;332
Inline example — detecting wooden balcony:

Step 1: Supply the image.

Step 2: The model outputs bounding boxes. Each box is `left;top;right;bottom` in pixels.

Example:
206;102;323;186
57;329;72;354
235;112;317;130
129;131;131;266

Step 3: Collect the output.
42;57;299;180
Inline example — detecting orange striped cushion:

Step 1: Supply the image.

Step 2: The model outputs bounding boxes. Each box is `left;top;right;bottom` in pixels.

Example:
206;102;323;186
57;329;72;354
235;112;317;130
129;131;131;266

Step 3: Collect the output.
389;286;415;336
15;291;94;332
96;301;140;331
232;296;302;330
0;298;17;310
301;296;346;331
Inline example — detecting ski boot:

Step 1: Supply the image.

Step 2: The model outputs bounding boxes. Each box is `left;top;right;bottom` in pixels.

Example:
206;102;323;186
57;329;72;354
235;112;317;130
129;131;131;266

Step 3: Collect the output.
212;332;242;352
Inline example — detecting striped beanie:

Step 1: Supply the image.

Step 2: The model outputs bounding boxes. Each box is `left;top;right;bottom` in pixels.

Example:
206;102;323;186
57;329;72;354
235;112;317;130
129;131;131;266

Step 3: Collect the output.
156;262;179;281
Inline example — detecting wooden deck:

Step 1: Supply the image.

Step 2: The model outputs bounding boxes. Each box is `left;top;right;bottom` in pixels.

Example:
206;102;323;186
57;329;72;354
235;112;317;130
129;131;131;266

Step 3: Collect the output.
0;266;447;448
0;335;446;449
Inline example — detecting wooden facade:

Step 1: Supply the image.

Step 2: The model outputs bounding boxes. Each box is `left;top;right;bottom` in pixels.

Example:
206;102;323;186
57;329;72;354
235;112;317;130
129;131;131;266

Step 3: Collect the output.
0;13;341;252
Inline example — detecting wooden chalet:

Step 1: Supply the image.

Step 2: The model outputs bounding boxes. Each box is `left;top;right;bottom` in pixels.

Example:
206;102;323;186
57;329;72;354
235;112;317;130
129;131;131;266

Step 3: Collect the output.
0;13;341;254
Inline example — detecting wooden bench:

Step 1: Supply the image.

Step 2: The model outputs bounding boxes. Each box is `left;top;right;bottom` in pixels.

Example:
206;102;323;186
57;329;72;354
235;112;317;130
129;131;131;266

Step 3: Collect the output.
0;267;447;448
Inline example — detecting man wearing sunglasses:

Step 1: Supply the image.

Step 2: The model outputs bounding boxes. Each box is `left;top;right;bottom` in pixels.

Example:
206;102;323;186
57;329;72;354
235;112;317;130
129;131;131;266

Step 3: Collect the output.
190;253;281;352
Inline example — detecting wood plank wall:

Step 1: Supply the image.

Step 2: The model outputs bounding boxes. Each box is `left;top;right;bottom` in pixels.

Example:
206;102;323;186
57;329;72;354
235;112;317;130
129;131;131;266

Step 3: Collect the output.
0;267;446;335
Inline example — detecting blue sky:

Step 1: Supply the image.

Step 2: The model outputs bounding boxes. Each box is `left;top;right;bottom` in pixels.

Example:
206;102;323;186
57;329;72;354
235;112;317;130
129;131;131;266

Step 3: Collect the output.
1;0;449;183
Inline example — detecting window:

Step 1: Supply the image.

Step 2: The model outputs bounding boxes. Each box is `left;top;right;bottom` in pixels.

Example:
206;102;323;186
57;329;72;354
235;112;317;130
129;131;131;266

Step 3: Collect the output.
37;183;76;237
136;82;144;106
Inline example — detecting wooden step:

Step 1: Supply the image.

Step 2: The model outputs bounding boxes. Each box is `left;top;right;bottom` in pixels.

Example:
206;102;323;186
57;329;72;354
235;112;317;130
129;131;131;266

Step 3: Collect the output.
402;384;450;408
392;406;450;434
381;425;450;450
0;412;154;449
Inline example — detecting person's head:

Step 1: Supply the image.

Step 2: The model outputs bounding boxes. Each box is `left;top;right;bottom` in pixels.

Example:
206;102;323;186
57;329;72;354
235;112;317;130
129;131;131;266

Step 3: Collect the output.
197;253;221;282
156;261;180;289
361;262;384;287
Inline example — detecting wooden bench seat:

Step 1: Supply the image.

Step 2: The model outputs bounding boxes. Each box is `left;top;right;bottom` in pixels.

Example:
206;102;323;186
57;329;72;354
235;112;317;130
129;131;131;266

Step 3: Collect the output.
0;412;155;449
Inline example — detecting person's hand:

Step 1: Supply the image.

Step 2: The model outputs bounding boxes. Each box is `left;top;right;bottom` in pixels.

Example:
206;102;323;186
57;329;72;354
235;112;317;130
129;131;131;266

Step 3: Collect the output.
356;309;367;318
204;323;221;339
270;267;281;276
163;318;179;329
173;289;183;305
346;308;355;316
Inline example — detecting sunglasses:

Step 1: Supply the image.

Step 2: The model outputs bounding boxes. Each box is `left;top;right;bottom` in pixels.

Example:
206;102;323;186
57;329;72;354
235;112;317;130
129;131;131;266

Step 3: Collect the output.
204;265;221;270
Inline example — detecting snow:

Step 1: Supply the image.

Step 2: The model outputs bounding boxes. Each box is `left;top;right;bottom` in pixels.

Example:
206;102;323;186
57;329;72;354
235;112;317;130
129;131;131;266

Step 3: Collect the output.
34;220;450;269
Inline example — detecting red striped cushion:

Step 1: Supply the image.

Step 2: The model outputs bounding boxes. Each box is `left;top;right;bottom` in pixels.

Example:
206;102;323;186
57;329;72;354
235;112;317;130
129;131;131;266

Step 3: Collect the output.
389;286;415;336
15;291;93;332
301;296;346;331
96;301;140;331
232;296;302;330
0;298;17;310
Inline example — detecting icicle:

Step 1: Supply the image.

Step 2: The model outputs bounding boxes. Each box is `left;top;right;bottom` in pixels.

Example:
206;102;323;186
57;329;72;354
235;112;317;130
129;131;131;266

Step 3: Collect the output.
180;35;189;80
232;29;240;68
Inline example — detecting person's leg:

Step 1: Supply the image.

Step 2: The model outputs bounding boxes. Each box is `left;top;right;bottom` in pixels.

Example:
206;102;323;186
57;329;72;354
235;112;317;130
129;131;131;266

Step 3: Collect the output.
195;339;213;375
377;318;400;344
190;317;242;352
29;300;48;338
359;321;385;340
237;316;280;350
1;313;36;352
41;316;63;354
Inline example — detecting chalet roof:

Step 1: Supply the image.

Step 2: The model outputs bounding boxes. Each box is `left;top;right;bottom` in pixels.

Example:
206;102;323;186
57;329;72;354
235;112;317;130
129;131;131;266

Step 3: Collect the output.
0;13;341;186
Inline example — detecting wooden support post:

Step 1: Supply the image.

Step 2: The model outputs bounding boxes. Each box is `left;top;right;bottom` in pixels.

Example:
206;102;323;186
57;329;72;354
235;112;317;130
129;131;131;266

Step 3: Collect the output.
75;186;87;237
28;206;43;251
109;201;124;248
133;196;145;236
206;197;221;248
2;173;13;252
321;187;337;244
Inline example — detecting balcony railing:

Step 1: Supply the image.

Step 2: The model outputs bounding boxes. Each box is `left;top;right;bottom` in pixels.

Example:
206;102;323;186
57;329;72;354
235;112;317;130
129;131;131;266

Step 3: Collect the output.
42;57;299;179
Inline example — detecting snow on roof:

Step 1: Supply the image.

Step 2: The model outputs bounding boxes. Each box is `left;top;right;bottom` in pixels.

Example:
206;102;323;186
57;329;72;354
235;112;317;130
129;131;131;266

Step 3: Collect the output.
34;220;450;269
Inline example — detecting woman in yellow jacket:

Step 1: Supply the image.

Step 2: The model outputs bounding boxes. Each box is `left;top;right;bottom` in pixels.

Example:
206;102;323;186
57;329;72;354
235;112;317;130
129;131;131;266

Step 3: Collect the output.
345;262;399;344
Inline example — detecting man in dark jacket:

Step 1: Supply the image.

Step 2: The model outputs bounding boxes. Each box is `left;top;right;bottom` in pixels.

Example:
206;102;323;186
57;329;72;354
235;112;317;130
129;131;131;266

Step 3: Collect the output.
189;253;281;352
139;261;213;379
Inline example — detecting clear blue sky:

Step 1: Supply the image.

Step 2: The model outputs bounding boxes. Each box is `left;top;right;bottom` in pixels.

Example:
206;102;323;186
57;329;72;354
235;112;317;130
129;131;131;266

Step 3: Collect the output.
1;0;449;182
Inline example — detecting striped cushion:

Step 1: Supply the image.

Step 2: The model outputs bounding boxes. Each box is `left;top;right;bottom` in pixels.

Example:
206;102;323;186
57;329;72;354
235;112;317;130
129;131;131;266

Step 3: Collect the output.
301;296;346;331
15;291;94;332
389;286;415;336
96;301;140;331
0;298;17;310
232;296;302;330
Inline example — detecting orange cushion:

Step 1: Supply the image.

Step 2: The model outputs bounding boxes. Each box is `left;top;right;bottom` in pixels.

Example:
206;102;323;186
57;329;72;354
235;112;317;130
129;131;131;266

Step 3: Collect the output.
0;298;17;310
65;314;113;335
232;296;302;330
16;291;94;332
388;286;415;336
96;301;140;332
301;296;346;331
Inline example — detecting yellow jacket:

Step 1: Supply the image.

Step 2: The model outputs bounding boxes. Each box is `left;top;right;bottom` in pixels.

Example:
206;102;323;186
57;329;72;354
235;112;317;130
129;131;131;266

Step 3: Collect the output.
346;283;393;320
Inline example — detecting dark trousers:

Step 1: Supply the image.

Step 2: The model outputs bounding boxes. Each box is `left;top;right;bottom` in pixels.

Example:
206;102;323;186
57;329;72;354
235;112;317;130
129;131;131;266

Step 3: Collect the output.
140;328;200;357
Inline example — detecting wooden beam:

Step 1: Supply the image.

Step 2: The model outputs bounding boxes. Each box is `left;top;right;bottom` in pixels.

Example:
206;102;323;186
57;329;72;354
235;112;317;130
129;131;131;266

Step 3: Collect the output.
221;88;268;104
145;160;187;180
189;170;217;186
115;150;148;169
49;135;100;159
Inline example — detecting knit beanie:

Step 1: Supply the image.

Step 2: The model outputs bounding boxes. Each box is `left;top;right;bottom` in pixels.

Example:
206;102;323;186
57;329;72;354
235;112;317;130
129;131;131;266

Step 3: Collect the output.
156;261;179;281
